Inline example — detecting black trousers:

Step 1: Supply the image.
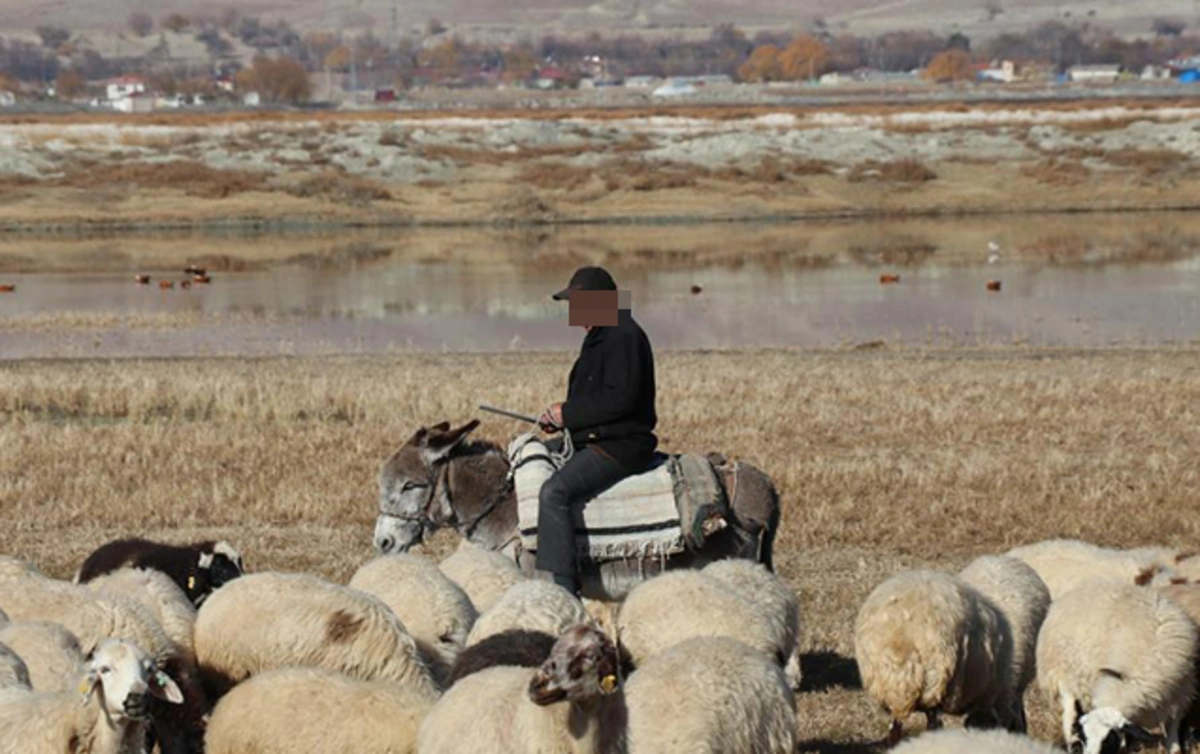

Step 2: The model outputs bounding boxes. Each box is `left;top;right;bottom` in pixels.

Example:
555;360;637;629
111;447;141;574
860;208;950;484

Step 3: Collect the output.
535;441;628;592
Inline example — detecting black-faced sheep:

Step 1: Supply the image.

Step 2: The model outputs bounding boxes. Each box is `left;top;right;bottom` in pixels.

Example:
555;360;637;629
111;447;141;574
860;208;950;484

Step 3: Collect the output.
1035;580;1197;754
417;623;626;754
0;638;183;754
445;629;558;687
75;538;244;608
204;667;437;754
854;569;1016;744
193;571;438;701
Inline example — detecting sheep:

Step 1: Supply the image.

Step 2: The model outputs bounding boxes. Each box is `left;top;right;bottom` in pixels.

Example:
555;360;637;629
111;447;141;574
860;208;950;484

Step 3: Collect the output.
75;537;244;608
0;606;7;626
446;629;558;687
83;567;197;660
1005;539;1176;601
466;580;592;647
0;642;31;691
437;540;524;614
0;638;183;754
348;554;478;684
1035;579;1198;754
854;569;1015;744
193;571;437;700
204;667;438;754
417;623;626;754
957;555;1051;731
702;558;803;691
0;555;43;583
615;570;779;669
0;621;85;692
0;574;208;754
891;728;1062;754
624;635;798;754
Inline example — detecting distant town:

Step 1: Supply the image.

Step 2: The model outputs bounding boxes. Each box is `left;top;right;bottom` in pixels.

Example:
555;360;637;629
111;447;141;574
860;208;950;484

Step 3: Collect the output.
4;12;1200;111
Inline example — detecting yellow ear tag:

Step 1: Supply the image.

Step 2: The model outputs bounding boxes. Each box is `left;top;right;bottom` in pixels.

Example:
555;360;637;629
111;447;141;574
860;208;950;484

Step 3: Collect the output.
187;575;195;591
77;678;91;695
599;674;617;695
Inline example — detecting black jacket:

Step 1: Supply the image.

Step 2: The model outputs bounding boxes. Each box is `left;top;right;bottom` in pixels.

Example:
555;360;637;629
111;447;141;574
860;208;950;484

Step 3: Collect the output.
560;309;657;473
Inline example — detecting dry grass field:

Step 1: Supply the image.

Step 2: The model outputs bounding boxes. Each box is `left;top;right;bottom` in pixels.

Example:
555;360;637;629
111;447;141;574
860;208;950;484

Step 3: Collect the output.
3;346;1199;751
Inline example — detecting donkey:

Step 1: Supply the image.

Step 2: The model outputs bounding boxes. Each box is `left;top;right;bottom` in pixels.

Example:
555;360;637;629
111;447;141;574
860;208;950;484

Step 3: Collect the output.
373;419;782;601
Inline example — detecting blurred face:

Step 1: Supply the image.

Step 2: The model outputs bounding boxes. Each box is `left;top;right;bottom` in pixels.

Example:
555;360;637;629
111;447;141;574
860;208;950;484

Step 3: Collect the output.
569;290;618;328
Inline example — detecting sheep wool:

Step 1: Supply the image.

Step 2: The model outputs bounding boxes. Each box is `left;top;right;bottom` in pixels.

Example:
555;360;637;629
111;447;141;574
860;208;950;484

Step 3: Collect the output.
83;567;197;660
701;559;803;690
1035;580;1198;753
194;571;437;699
466;580;591;647
616;570;779;668
892;728;1061;754
349;554;478;683
1005;539;1176;601
0;621;85;693
625;636;798;754
854;569;1015;738
205;667;437;754
0;642;31;691
438;542;524;614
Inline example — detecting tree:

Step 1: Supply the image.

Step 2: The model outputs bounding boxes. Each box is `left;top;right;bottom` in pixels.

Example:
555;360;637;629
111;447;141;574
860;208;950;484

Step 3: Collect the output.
0;72;18;94
738;44;782;82
922;48;975;82
324;45;352;72
427;18;447;36
1153;18;1187;37
983;0;1004;21
946;32;971;51
36;25;71;49
242;55;311;103
128;11;153;37
427;39;462;80
501;47;538;83
163;13;191;33
779;35;829;81
56;68;85;99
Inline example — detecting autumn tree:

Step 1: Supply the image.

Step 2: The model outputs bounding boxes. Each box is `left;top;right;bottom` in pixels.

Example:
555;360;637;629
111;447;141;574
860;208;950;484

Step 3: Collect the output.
502;47;538;83
242;55;311;103
163;13;191;33
128;11;153;37
922;48;975;83
779;35;829;81
738;44;782;83
0;72;18;93
427;39;462;80
324;44;352;72
56;68;85;99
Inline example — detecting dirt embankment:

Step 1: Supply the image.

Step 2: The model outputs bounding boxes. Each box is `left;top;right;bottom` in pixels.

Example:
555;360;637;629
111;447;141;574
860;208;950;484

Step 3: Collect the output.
3;101;1200;232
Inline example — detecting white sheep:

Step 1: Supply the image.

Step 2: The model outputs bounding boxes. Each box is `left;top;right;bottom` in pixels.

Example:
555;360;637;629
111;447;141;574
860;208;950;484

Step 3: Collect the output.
1035;579;1198;754
957;554;1051;731
1005;539;1176;600
348;554;478;684
466;580;592;647
625;635;798;754
205;666;437;754
193;571;437;699
437;541;524;614
854;569;1015;744
891;728;1062;754
0;621;85;692
83;567;197;660
0;555;44;584
0;605;8;626
0;642;31;691
701;558;803;690
417;623;625;754
0;638;183;754
615;570;779;669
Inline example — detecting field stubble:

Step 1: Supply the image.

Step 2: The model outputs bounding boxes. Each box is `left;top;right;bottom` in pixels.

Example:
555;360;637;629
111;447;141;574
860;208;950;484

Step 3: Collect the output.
2;348;1199;750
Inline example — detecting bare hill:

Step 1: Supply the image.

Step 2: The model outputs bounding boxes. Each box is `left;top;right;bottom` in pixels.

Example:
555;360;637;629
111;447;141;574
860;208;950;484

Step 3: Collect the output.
0;0;1193;39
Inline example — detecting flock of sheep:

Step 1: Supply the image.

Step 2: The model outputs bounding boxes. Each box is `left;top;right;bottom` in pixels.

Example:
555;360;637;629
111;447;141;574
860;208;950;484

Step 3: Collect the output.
3;534;1200;754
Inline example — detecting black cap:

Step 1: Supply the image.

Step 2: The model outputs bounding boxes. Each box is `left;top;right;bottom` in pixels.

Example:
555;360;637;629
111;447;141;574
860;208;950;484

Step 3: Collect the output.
551;266;617;301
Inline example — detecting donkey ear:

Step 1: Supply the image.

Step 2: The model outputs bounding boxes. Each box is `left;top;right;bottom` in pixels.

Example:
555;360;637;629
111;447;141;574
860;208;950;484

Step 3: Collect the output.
430;421;451;434
421;420;481;463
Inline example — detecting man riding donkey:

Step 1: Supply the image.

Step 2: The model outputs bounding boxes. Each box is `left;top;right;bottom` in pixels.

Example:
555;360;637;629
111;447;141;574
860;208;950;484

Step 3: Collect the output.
535;266;657;598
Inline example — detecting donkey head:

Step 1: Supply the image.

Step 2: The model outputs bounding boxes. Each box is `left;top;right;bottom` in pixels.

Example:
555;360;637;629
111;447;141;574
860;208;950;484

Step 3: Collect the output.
374;420;480;555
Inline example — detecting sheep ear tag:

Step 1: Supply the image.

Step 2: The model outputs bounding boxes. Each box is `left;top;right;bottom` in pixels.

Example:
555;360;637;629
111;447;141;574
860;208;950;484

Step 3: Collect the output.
78;674;98;704
599;674;618;695
150;671;184;705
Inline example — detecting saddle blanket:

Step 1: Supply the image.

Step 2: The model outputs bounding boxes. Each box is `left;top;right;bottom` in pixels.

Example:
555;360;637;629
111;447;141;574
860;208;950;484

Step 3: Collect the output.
509;433;687;562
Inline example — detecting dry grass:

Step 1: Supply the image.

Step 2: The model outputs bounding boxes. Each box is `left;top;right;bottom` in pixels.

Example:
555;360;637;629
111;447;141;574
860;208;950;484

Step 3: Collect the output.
47;159;272;199
1104;148;1190;178
282;169;393;206
2;347;1199;751
847;159;938;184
1019;158;1091;186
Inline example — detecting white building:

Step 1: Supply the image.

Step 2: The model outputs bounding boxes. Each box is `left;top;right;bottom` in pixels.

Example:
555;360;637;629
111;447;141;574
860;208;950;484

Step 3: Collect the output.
652;80;697;97
112;91;155;113
1067;64;1121;83
0;91;15;107
979;60;1016;83
106;75;146;101
243;91;261;106
624;75;662;89
1141;65;1172;81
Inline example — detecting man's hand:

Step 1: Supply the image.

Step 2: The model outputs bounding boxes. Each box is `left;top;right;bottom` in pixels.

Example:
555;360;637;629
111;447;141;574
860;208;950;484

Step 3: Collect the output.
538;403;564;433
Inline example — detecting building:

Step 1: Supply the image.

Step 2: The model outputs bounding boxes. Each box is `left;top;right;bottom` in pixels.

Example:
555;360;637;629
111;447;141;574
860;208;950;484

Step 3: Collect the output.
978;60;1016;83
624;75;662;89
1067;64;1120;83
106;75;146;101
652;79;697;97
243;91;261;106
533;65;571;89
0;91;15;107
1141;65;1172;81
112;91;155;113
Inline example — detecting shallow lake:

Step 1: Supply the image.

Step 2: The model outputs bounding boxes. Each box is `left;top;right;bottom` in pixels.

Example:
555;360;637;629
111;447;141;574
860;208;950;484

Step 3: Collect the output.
2;214;1199;358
